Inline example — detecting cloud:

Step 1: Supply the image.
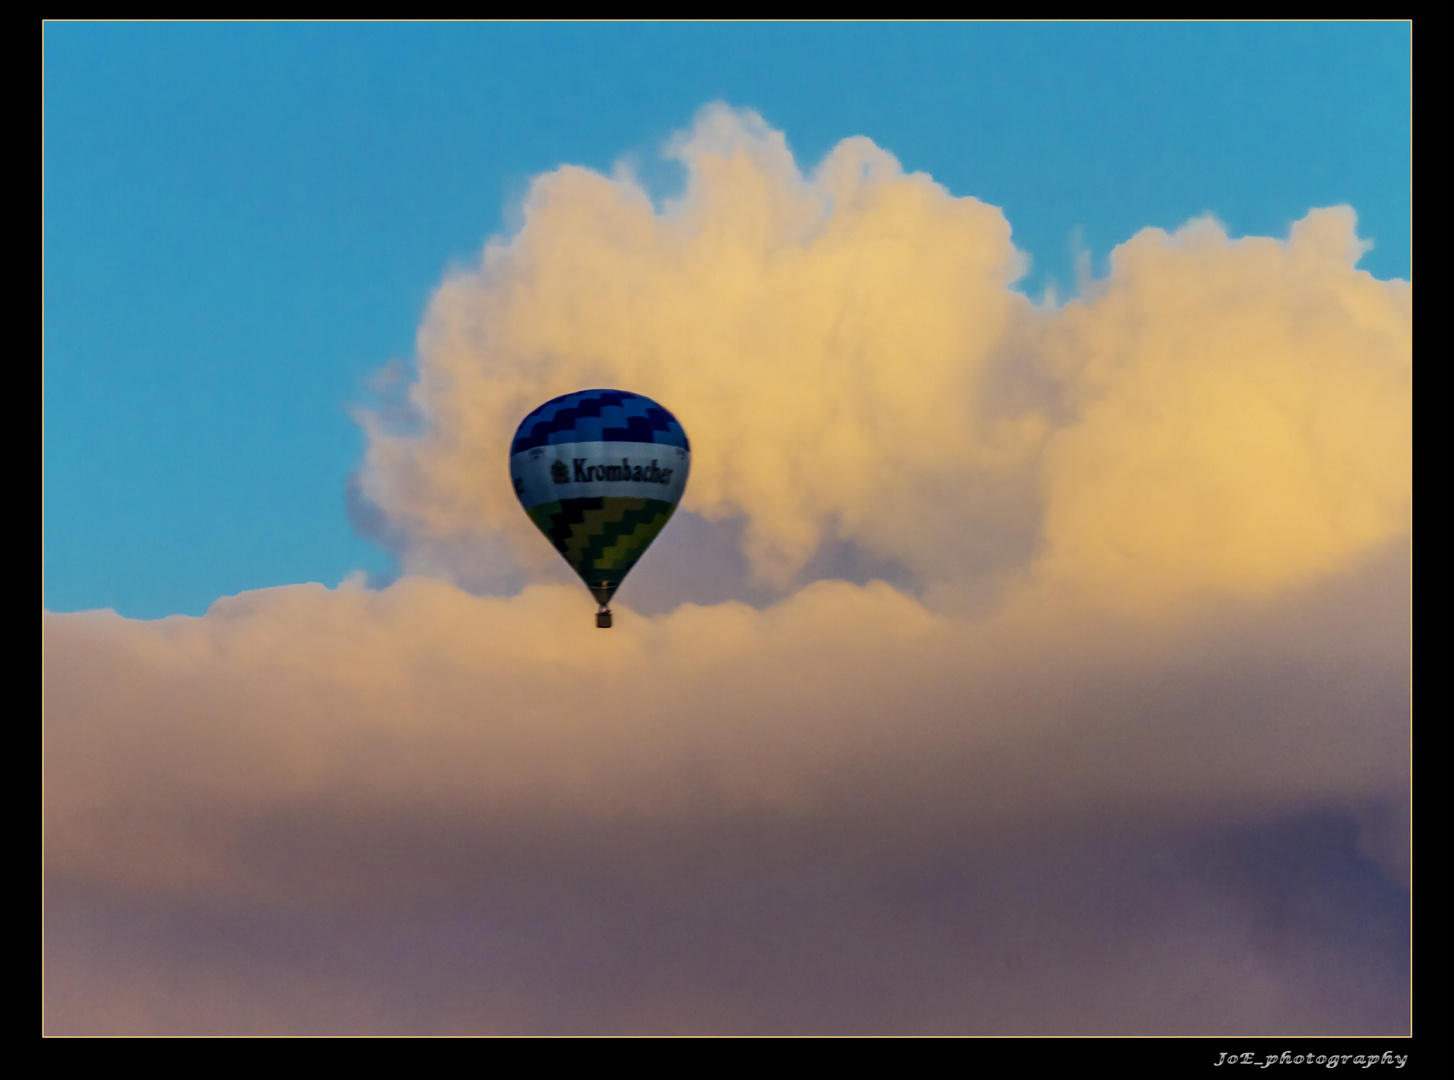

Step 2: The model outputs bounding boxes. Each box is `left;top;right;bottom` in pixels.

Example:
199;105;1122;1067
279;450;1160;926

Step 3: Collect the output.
352;104;1042;595
46;106;1410;1033
352;104;1409;617
43;550;1409;1032
1033;208;1411;611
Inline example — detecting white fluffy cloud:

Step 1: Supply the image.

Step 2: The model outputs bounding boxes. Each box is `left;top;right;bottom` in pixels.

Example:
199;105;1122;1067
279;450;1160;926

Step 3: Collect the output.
1034;209;1411;610
353;105;1409;616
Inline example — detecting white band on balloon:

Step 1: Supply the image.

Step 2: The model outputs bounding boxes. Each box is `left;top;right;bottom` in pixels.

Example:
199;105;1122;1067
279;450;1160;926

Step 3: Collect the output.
511;440;691;510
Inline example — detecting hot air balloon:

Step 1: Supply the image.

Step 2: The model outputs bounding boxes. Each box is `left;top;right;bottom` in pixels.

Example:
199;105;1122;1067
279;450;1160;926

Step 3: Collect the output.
510;389;690;627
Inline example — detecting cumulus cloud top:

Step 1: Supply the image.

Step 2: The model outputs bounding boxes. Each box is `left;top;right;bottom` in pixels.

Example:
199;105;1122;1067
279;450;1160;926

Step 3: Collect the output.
1036;208;1410;609
352;105;1409;618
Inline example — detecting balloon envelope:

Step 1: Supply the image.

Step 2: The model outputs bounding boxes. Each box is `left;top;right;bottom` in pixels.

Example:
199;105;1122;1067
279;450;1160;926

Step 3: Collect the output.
510;389;690;607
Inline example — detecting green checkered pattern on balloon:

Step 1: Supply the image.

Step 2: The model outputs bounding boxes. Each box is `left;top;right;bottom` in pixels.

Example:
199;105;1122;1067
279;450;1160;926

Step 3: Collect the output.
526;497;678;592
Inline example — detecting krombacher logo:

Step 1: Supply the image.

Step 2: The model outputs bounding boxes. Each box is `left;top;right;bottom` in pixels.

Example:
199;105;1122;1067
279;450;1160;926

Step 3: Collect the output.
552;458;676;485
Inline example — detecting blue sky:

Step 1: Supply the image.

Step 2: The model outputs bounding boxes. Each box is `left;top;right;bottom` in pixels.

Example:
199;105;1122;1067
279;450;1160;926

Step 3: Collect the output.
44;22;1411;618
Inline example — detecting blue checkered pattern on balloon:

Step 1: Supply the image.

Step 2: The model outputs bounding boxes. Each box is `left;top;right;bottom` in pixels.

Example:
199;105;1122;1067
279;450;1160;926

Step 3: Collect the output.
511;390;691;454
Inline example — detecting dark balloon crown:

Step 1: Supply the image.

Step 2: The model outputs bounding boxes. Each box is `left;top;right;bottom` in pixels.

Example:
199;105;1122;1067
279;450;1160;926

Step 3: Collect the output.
511;389;690;455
